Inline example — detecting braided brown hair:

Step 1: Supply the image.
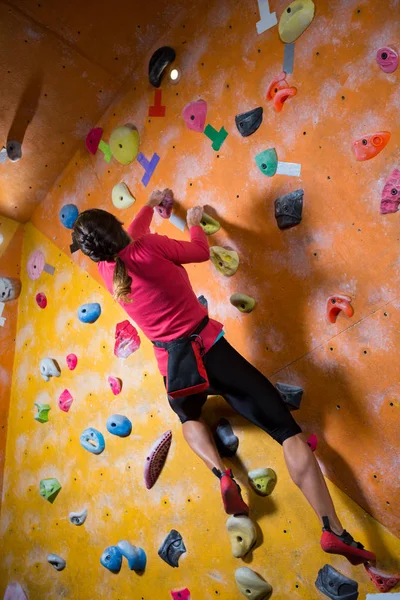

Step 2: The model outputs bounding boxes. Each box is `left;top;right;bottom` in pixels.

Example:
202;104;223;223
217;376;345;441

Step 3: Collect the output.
72;209;133;303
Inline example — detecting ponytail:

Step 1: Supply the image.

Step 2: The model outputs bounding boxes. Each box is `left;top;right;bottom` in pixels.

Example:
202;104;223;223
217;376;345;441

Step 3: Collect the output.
113;256;133;303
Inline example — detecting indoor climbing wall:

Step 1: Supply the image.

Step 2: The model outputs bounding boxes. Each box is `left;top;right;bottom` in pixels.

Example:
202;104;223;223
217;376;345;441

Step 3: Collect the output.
1;0;400;598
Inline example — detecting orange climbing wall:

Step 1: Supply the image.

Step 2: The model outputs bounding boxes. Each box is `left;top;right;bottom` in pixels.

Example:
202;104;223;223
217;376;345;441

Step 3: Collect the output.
1;0;400;598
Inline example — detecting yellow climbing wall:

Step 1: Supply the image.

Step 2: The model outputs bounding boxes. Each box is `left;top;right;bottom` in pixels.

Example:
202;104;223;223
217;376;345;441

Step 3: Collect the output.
1;0;400;597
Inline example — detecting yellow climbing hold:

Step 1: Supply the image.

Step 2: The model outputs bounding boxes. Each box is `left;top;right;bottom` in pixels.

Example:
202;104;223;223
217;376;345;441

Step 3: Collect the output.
200;212;221;235
111;182;136;209
230;293;256;313
278;0;315;44
210;247;239;277
109;126;140;165
248;468;277;497
235;567;273;600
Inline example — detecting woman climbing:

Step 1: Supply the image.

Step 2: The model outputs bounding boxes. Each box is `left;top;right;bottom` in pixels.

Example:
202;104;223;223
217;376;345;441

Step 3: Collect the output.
71;190;375;567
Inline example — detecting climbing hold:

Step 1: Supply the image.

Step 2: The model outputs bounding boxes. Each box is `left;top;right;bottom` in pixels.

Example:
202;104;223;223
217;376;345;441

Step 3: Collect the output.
256;0;278;34
278;0;315;43
380;168;400;214
34;402;51;423
266;72;297;113
6;140;22;162
100;546;123;573
364;564;400;593
353;132;391;161
204;124;228;151
117;541;147;571
200;212;221;235
78;302;101;324
0;277;21;302
158;530;186;568
108;376;122;396
182;100;208;133
156;188;174;219
40;358;61;382
210;247;239;277
3;583;28;600
316;564;359;600
80;428;105;455
69;508;88;526
35;292;47;309
198;295;208;309
106;415;132;437
58;389;74;412
137;152;160;187
307;433;318;452
114;320;141;358
235;567;273;599
171;589;191;600
47;554;66;571
59;204;79;229
235;107;263;137
376;47;398;74
226;515;257;558
230;293;256;313
214;418;239;457
149;46;176;87
27;250;54;280
144;430;172;489
109;126;140;165
276;382;303;410
256;148;278;177
326;295;354;324
248;468;277;497
66;353;78;370
274;189;303;229
111;182;136;210
149;88;166;117
85;128;112;162
39;478;62;503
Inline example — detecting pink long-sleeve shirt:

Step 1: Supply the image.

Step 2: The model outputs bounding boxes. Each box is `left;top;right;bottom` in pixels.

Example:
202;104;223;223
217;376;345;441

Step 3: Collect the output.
98;205;223;376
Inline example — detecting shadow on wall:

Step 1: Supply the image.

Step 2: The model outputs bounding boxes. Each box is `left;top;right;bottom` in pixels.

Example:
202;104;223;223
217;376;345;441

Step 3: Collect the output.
200;192;399;571
7;72;43;147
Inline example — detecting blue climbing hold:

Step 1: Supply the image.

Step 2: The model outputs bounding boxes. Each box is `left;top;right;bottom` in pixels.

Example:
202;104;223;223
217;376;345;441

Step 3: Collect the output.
106;415;132;437
117;541;147;571
59;204;79;229
78;303;101;324
100;546;123;573
80;428;105;454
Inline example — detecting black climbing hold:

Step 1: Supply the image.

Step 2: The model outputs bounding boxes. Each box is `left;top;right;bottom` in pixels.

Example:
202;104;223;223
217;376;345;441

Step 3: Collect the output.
274;189;304;230
214;418;239;457
235;107;263;137
149;46;176;88
315;564;359;600
275;382;303;410
158;530;186;568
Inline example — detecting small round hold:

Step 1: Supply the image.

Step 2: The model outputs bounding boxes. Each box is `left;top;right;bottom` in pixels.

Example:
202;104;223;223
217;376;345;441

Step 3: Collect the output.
230;293;256;313
47;554;66;571
36;292;47;309
6;140;22;162
59;204;79;229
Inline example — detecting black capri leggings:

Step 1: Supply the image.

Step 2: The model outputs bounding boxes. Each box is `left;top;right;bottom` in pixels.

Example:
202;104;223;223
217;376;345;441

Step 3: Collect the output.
165;337;302;445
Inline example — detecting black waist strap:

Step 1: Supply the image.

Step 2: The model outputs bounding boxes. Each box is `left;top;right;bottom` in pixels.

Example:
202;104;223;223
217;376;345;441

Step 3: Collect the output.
152;316;209;349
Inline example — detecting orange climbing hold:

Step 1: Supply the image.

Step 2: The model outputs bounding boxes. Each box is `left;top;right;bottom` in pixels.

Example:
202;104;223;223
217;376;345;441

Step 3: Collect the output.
326;295;354;324
352;132;391;161
266;72;297;113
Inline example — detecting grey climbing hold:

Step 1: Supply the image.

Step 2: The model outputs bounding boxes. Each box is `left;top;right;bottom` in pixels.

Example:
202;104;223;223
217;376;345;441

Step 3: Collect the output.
226;515;257;558
275;382;303;410
315;564;359;600
274;189;303;230
69;508;88;526
235;567;273;599
40;358;61;382
47;554;66;571
235;107;263;137
149;46;176;88
214;418;239;457
198;295;208;309
158;530;186;568
6;140;22;162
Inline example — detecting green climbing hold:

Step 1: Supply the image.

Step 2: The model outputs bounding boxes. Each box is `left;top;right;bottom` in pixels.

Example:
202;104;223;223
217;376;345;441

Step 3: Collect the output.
39;478;62;503
230;293;256;313
200;212;221;235
248;468;277;497
34;402;51;423
255;148;278;177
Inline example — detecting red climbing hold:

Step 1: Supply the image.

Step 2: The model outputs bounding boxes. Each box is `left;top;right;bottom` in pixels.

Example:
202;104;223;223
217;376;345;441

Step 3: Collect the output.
36;293;47;309
364;563;400;593
108;376;122;395
58;389;74;412
66;353;78;370
144;430;172;489
114;320;141;358
307;433;318;452
85;128;103;155
353;132;391;161
326;295;354;324
266;72;297;113
171;589;191;600
380;168;400;214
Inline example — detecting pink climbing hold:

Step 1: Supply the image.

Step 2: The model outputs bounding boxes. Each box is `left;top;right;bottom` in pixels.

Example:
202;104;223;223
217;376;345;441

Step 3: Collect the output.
307;433;318;452
364;563;400;593
27;250;45;281
108;376;122;395
4;582;28;600
36;293;47;309
171;589;191;600
156;188;174;219
85;127;103;155
376;47;398;74
114;320;141;358
58;389;74;412
66;353;78;370
182;100;208;133
380;168;400;214
144;430;172;489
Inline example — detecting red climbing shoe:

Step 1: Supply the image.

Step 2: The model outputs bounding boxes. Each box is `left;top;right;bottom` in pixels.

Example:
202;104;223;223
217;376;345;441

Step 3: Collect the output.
218;469;249;516
320;517;376;566
364;564;400;593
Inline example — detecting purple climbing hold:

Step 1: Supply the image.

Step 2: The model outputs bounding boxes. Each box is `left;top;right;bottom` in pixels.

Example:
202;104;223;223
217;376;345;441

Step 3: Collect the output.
144;430;172;489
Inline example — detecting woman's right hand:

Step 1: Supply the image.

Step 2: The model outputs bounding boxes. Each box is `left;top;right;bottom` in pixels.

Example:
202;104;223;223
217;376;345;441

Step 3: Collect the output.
187;206;204;228
147;190;164;208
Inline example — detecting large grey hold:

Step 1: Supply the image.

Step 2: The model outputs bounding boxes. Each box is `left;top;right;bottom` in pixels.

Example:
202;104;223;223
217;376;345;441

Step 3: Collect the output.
275;382;303;410
235;107;263;137
315;564;359;600
274;189;304;230
158;529;186;567
69;508;88;526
